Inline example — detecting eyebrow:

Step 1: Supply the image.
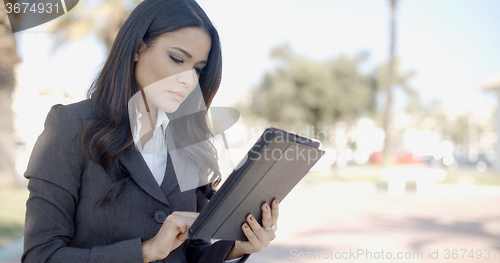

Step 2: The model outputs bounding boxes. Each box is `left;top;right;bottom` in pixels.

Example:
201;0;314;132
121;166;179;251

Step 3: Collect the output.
169;47;208;64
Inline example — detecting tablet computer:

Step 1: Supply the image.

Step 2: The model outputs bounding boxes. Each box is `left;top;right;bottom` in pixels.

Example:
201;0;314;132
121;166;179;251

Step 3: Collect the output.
188;127;325;241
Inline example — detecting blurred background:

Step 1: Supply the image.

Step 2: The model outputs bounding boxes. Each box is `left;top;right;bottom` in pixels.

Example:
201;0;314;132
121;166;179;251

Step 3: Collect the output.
1;0;500;262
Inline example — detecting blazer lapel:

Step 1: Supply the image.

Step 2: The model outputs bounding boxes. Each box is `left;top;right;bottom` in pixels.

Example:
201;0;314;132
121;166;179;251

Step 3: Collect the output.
118;125;202;204
118;144;171;206
162;129;187;197
164;127;205;195
160;150;182;198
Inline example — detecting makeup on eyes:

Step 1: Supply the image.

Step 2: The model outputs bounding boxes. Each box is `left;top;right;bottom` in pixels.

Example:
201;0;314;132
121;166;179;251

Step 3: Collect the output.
168;51;206;75
168;47;208;63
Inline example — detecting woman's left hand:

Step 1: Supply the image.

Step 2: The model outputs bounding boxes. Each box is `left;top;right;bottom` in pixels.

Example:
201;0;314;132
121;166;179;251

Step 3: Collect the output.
225;199;279;260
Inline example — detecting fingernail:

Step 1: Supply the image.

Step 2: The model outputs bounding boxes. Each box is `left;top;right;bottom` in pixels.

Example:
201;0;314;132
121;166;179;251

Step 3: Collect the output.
265;204;269;210
249;215;254;221
244;224;248;228
275;200;278;205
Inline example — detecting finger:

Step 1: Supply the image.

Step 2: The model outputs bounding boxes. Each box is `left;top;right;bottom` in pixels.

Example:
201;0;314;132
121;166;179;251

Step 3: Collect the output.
165;212;198;227
170;211;200;219
177;229;190;240
167;215;197;236
266;228;277;241
163;213;198;234
241;223;265;253
246;214;269;246
167;216;190;234
271;199;279;226
261;202;273;228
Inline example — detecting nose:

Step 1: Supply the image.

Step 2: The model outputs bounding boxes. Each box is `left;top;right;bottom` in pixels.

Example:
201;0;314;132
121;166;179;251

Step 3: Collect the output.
177;69;197;89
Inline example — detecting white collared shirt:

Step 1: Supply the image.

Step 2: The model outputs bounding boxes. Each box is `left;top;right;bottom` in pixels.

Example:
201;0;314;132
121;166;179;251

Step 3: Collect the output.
132;108;243;263
133;107;170;186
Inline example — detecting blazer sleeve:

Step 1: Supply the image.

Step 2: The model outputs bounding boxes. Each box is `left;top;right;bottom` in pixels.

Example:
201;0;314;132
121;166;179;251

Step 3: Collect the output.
22;104;144;263
184;189;251;263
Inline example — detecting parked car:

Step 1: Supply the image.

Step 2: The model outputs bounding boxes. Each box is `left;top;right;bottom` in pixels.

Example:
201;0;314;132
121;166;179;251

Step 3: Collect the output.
370;151;423;165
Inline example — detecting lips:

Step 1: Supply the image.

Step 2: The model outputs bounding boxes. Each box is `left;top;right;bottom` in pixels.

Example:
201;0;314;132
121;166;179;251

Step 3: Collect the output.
168;91;186;102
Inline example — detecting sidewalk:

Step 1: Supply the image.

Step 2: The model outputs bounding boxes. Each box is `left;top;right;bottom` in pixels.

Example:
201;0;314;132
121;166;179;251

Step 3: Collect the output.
0;238;22;263
247;180;500;263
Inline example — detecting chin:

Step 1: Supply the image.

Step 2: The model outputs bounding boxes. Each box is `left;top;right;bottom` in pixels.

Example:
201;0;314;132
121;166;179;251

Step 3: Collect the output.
160;104;181;113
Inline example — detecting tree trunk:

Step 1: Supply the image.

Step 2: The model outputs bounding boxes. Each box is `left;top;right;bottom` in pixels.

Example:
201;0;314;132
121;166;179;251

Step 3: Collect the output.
382;0;397;167
0;1;21;186
0;86;16;186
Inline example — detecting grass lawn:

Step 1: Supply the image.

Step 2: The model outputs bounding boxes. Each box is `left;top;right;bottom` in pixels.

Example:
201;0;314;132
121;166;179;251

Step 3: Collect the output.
0;187;29;247
306;165;500;187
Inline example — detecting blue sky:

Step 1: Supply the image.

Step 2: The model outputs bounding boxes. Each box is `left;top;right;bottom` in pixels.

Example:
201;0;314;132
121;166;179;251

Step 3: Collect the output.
14;0;500;117
196;0;500;115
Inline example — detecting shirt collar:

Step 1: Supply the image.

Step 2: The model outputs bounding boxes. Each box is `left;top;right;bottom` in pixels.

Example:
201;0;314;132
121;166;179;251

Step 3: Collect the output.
157;107;170;135
133;107;170;139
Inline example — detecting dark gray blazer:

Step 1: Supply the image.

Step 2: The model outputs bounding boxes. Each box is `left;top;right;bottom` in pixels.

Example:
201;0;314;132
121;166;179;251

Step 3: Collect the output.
22;99;250;263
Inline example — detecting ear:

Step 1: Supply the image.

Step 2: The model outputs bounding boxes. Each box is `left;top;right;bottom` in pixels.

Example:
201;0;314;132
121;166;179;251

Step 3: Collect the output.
134;40;147;62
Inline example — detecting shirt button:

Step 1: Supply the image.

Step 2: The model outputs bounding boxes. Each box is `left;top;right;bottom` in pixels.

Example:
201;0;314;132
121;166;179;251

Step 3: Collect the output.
154;210;167;223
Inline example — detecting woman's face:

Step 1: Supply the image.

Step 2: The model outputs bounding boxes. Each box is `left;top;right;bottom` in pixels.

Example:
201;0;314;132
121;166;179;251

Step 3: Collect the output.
134;26;212;113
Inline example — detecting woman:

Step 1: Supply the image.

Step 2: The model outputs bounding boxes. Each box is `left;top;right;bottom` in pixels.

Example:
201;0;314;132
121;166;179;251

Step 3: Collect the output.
21;0;279;262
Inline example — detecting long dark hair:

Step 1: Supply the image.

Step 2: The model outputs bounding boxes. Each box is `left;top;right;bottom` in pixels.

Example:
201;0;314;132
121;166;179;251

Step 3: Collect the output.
78;0;222;205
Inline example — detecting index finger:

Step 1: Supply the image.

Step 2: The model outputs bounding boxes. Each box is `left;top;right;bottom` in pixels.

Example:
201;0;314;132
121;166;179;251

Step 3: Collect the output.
170;211;200;219
271;199;279;225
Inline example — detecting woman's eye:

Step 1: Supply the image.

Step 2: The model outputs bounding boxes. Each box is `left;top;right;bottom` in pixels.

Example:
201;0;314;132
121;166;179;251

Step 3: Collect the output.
169;54;204;75
170;56;183;64
195;67;205;75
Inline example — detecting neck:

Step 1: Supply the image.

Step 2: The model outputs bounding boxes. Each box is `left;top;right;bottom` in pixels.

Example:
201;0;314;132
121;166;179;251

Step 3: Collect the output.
138;95;157;129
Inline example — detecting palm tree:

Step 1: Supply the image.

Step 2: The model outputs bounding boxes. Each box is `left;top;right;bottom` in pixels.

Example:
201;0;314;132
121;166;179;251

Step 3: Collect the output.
0;0;21;186
0;0;144;187
49;0;143;54
382;0;398;166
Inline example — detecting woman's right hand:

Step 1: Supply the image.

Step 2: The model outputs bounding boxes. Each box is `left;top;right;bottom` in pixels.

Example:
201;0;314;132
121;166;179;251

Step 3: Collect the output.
141;211;199;263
